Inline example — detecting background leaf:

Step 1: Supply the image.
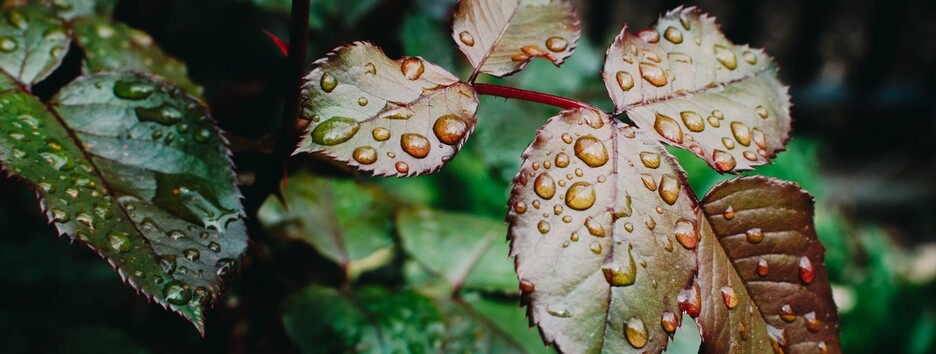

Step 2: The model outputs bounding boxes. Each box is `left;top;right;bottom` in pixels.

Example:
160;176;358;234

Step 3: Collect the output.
297;42;479;177
602;7;791;173
451;0;580;78
0;4;69;86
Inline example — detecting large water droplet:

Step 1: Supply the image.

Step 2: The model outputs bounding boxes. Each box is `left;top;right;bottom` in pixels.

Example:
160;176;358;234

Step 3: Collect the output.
162;280;192;305
713;44;737;70
513;201;527;214
639;62;668;87
721;286;738;309
661;311;678;334
624;317;648;349
565;182;595;211
678;284;701;317
311;117;360;145
458;31;475;47
664;26;683;44
713;150;736;172
679;111;705;132
353;146;377;165
113;80;155;100
654;113;683;144
799;256;815;284
616;71;634;91
673;219;697;249
573;135;608;167
534;173;556;200
372;127;390;141
602;245;637;286
0;37;18;53
401;57;425;80
135;103;183;126
554;152;570;168
658;175;681;205
395;161;409;174
433;114;468;145
537;220;550;234
320;72;337;92
546;36;568;52
585;217;605;237
639;152;661;169
400;133;430;158
108;231;130;253
730;121;751;146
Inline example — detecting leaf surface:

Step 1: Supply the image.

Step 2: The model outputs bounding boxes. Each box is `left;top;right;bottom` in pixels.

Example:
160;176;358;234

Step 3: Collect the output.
73;17;202;95
297;42;478;177
507;108;698;353
602;7;791;173
0;4;69;86
257;174;395;280
0;71;247;332
451;0;580;77
698;177;840;353
283;286;445;354
441;293;552;354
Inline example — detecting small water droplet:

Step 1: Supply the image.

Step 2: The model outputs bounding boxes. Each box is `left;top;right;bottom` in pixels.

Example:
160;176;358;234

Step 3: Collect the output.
357;97;368;106
114;80;155;100
755;258;769;277
560;133;573;144
743;51;758;65
534;173;556;200
707;115;721;128
400;133;431;158
616;71;634;91
520;279;535;293
320;72;337;92
433;114;468;145
804;311;821;333
641;174;657;191
458;31;475;47
624;317;648;349
395;161;409;174
645;216;656;230
639;151;661;169
678;283;701;317
573;135;608;167
799;256;815;284
624;223;634;233
661;311;678;334
639;62;668;87
565;182;595;211
532;200;540;209
654;113;683;143
553;204;563;215
745;228;765;244
658;174;681;205
513;201;527;214
721;286;738;309
585;217;605;237
713;44;737;70
713;150;736;172
311;117;360;145
589;242;602;254
546;36;568;52
0;36;17;53
730;121;752;146
755;105;769;119
664;26;683;44
554;152;571;168
723;206;736;219
722;137;735;150
743;151;758;161
637;29;660;43
183;249;200;261
108;232;130;253
216;258;238;280
674;219;697;249
194;128;212;143
208;242;221;253
537;220;550;234
372;127;390;141
547;306;571;318
50;208;69;223
401;57;425;80
779;304;796;322
678;111;706;133
162;280;191;305
352;146;377;165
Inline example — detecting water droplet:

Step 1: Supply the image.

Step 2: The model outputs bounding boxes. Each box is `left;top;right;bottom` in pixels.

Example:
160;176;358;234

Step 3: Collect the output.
675;112;705;134
135;103;183;126
799;256;815;284
779;304;796;322
193;286;212;305
372;127;390;141
395;161;409;174
589;242;602;254
168;230;185;240
537;220;550;234
645;216;656;230
721;286;738;309
678;283;701;317
546;36;568;52
183;249;200;261
713;44;737;70
565;182;595;210
320;72;337;92
513;201;527;214
721;137;736;150
113;80;154;100
553;152;571;168
192;128;211;143
664;26;683;44
561;133;573;144
216;258;238;280
767;325;788;353
674;219;697;249
743;151;758;161
641;174;657;191
311;117;360;145
755;105;769;119
639;62;668;87
743;51;758;65
745;228;765;244
357;97;368;106
401;57;425;80
602;245;637;286
207;242;221;253
756;258;769;276
751;129;767;150
616;71;634;91
654;113;683;143
712;150;737;172
458;31;475;47
534;173;556;200
553;204;563;215
48;208;69;223
108;232;130;253
562;215;572;223
723;206;736;219
569;232;579;241
658;174;681;205
804;311;821;333
585;217;605;237
624;223;634;233
573;136;609;167
730;121;751;146
157;256;176;274
520;279;535;293
0;36;18;52
7;10;26;30
637;29;660;43
433;114;468;145
532;200;540;209
624;318;648;348
547;306;571;318
707;115;721;128
401;133;431;158
639;152;661;169
661;311;678;334
162;280;191;305
352;146;377;164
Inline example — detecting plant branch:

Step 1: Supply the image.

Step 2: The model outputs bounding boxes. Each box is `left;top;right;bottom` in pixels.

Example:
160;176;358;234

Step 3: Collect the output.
275;0;310;158
472;83;596;111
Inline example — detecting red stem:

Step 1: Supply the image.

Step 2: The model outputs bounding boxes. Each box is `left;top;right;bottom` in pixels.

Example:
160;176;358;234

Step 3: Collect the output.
472;83;594;111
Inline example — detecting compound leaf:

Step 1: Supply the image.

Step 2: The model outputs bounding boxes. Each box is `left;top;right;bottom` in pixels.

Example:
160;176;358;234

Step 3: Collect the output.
73;17;202;95
602;7;791;173
507;108;698;353
452;0;580;78
698;177;840;353
283;286;445;354
0;4;70;87
0;71;247;333
257;174;395;280
297;42;478;177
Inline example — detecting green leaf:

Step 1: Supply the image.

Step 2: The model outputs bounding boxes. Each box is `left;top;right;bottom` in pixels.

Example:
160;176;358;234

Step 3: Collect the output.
297;42;479;177
698;177;841;353
283;286;445;354
398;208;516;294
45;0;118;20
451;0;580;78
257;174;395;280
602;7;791;173
507;108;698;352
0;4;69;87
0;71;247;333
73;17;203;95
442;293;553;354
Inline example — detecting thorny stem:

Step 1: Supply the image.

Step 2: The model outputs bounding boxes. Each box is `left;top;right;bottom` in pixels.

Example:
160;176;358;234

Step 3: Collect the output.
472;83;597;112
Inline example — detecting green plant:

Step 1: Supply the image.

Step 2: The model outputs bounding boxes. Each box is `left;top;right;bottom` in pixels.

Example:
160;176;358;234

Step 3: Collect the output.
0;0;841;352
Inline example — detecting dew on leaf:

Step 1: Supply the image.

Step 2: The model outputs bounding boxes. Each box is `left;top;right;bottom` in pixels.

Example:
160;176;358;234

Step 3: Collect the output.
799;256;815;284
547;306;571;318
720;286;738;309
320;72;337;92
135;104;184;126
640;174;657;191
658;174;681;205
639;62;667;87
107;232;130;253
680;111;705;132
50;208;70;223
653;113;683;143
183;249;200;261
745;228;764;244
602;245;636;286
707;115;721;128
713;150;736;172
357;97;368;106
722;137;735;150
723;206;736;219
661;311;678;334
673;218;697;249
162;280;192;305
639;151;661;169
433;115;468;145
663;26;683;44
400;133;431;158
311;117;360;146
520;279;535;293
537;220;550;234
624;317;648;349
757;258;769;276
730;121;752;146
401;57;425;80
352;146;377;165
616;71;634;91
779;304;796;322
565;182;595;211
458;31;475;47
573;135;609;167
216;258;237;280
372;127;390;141
637;29;660;43
755;105;769;118
546;36;568;52
513;201;527;214
555;152;570;168
713;44;737;70
752;128;767;149
113;80;155;100
678;283;701;317
0;36;18;53
534;173;556;200
804;311;821;333
395;161;409;174
743;151;758;161
589;242;602;254
585;217;605;237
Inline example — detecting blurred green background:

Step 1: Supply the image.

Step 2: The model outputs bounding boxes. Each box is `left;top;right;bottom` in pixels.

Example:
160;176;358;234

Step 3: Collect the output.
2;0;936;353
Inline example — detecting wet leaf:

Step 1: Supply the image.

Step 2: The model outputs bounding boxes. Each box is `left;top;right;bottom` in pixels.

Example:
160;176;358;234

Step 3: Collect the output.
297;42;479;177
698;177;840;353
0;4;70;87
441;293;552;354
0;71;247;333
507;108;698;353
602;7;791;173
31;0;119;20
451;0;580;78
283;286;445;354
398;208;516;294
73;17;203;95
257;174;395;280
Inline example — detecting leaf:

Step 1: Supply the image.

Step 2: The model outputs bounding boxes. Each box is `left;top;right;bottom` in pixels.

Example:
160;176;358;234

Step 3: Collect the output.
451;0;580;78
43;0;119;20
398;208;516;294
297;42;479;177
72;17;203;95
282;286;445;354
0;4;70;86
257;174;395;280
507;108;698;353
602;7;791;173
698;177;840;353
441;293;553;354
0;71;247;333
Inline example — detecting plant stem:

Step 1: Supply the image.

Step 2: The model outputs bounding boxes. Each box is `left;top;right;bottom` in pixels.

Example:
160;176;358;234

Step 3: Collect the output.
472;83;596;111
276;0;310;156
